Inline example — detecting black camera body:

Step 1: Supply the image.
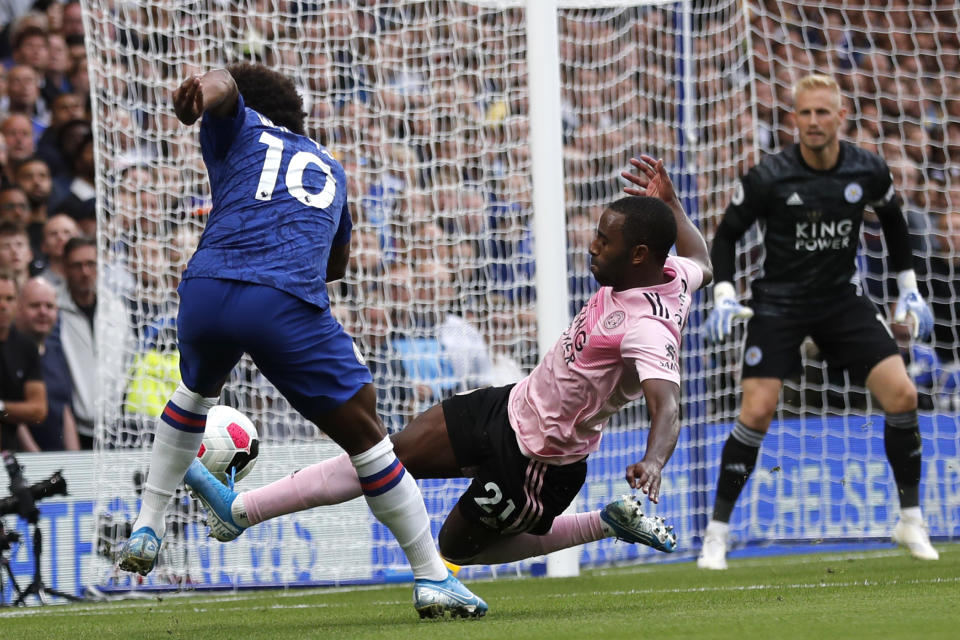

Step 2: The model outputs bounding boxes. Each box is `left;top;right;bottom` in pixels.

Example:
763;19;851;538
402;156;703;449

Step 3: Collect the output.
1;451;68;523
0;520;19;552
0;451;80;605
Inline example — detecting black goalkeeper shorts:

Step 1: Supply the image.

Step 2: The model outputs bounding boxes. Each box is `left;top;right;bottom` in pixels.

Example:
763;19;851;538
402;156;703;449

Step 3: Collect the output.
741;293;900;383
442;385;587;536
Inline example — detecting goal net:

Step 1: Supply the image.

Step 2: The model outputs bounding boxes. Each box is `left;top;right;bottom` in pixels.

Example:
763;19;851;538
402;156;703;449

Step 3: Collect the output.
81;0;957;592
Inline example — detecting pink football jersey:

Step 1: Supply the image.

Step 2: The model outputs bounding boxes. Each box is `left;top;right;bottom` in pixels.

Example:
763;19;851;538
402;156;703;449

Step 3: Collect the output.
508;255;704;464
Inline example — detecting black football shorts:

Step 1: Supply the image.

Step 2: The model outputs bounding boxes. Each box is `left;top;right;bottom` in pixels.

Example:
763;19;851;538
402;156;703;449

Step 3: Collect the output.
442;385;587;536
741;293;900;383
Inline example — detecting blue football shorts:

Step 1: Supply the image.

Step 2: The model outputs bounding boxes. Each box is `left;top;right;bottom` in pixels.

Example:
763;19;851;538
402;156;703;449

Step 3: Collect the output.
176;277;372;416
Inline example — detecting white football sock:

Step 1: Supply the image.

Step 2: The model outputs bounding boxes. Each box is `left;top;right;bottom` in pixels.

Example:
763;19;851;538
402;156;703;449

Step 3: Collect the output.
351;437;447;581
231;494;252;528
133;384;218;536
900;506;923;523
706;520;730;537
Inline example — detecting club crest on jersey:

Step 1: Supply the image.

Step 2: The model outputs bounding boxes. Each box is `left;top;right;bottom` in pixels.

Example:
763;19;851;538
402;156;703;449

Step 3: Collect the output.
731;180;745;205
745;346;763;366
603;310;626;330
844;182;863;203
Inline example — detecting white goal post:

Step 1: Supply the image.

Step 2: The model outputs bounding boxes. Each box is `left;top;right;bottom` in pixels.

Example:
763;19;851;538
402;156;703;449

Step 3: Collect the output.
73;0;958;594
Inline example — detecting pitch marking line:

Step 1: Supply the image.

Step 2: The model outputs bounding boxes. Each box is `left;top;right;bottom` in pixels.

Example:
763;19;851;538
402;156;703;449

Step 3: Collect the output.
2;575;957;619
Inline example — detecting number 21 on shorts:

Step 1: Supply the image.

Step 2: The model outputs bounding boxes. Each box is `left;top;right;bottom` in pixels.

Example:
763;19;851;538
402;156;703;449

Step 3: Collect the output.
475;481;517;523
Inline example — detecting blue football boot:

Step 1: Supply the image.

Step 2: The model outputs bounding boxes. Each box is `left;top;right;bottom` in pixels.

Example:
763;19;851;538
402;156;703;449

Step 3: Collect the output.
413;570;489;619
184;458;246;542
118;526;162;576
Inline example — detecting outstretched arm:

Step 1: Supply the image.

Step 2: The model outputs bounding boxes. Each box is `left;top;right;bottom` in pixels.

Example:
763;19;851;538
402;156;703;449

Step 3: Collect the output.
625;378;680;503
874;198;934;339
172;68;239;126
621;155;713;288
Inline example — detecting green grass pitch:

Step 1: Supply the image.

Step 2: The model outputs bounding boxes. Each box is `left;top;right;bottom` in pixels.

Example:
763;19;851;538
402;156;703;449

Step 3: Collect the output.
3;546;958;640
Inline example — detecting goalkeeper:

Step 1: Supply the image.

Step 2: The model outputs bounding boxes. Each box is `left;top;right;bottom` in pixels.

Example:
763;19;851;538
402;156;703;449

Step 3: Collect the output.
697;74;938;569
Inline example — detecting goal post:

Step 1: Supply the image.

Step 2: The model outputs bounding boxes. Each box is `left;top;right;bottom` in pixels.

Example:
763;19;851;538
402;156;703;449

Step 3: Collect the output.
75;0;959;595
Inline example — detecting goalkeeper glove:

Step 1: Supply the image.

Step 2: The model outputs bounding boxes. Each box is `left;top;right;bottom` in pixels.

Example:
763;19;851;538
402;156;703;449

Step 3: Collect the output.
894;270;934;340
705;281;754;343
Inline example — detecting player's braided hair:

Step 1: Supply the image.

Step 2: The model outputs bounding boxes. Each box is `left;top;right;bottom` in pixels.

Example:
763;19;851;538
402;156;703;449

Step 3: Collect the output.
609;195;677;262
226;63;306;135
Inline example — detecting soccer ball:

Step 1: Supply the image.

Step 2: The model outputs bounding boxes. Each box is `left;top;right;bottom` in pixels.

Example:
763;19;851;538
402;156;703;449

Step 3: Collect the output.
196;405;260;484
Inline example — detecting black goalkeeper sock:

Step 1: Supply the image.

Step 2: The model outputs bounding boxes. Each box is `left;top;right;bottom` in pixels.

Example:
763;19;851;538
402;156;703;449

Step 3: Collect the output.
711;420;764;523
884;410;922;508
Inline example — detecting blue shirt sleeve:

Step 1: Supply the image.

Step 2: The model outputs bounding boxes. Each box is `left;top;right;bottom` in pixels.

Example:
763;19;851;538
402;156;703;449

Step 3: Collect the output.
333;200;353;246
200;93;246;159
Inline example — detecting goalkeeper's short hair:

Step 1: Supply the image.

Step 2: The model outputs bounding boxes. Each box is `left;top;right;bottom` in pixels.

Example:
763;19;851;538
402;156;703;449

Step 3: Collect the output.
227;63;306;135
792;73;841;104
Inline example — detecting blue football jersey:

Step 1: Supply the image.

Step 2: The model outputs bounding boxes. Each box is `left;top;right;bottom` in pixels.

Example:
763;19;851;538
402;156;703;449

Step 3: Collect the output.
182;94;352;310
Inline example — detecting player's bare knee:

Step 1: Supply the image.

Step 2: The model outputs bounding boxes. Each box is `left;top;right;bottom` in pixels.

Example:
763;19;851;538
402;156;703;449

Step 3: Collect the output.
437;522;479;565
738;404;776;432
880;381;918;414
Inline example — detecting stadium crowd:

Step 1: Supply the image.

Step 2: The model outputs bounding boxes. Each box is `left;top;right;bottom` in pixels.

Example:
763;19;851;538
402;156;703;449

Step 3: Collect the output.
0;1;956;452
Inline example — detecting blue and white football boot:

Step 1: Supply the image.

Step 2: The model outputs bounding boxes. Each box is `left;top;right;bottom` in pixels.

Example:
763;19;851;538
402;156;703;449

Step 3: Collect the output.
184;458;246;542
118;526;162;576
601;494;677;553
413;570;489;619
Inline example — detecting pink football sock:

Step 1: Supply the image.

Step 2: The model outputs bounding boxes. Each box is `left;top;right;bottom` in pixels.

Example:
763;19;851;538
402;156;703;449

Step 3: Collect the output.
243;453;361;524
469;510;606;565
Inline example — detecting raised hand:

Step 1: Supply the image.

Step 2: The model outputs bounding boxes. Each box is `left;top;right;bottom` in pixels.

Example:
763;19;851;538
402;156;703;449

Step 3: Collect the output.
172;74;205;126
621;154;678;205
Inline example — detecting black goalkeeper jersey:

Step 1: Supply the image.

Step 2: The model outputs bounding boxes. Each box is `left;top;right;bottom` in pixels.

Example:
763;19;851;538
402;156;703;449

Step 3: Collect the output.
713;141;910;308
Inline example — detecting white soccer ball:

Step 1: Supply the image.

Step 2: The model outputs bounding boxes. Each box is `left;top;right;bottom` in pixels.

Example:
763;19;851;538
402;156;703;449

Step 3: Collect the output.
196;405;260;483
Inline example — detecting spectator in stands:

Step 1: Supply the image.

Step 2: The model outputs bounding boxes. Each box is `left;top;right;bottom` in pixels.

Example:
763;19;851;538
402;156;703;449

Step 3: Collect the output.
44;33;71;99
36;92;86;178
0;220;32;287
123;238;180;434
0;3;37;57
485;307;525;386
67;56;88;99
0;184;30;226
49;116;89;188
2;10;49;61
64;34;85;74
1;112;36;165
127;236;177;346
62;2;84;40
57;235;132;448
14;276;77;450
0;270;46;451
9;24;47;71
36;212;77;292
7;64;48;135
42;1;63;38
358;303;408;434
14;156;60;257
566;207;599;316
57;131;95;235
